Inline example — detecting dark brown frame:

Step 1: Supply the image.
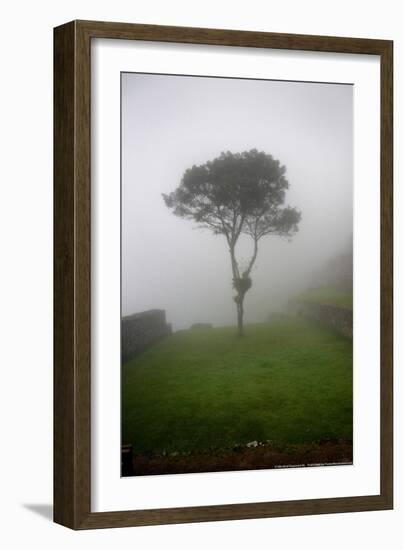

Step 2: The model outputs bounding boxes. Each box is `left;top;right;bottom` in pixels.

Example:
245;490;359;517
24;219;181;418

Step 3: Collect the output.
54;20;393;530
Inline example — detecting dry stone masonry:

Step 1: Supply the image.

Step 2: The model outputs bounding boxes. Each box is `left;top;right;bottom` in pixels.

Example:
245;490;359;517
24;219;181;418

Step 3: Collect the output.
289;300;352;339
122;309;172;362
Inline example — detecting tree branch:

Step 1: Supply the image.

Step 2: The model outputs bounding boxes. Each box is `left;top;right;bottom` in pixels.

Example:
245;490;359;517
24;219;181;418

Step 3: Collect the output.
243;236;259;277
229;245;240;280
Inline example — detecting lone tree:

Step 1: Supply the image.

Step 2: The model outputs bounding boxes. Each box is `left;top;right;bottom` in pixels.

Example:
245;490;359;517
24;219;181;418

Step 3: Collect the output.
163;149;301;336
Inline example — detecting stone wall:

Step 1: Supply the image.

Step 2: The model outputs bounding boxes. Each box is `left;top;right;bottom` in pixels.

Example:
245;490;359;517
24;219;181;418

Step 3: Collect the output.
289;300;353;339
122;309;172;362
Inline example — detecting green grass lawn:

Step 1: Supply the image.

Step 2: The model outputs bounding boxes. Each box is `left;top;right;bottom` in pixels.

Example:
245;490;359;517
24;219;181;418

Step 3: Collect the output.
122;317;352;454
295;288;353;310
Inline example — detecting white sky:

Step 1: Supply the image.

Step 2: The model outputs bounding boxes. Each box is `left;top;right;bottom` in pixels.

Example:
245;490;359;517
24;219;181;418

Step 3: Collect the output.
121;72;353;330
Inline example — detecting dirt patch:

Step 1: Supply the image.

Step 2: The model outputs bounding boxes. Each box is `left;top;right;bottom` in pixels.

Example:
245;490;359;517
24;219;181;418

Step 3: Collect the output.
124;440;353;477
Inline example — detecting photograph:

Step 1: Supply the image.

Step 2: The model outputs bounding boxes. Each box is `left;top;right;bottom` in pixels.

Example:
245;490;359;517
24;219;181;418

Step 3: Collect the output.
120;71;354;477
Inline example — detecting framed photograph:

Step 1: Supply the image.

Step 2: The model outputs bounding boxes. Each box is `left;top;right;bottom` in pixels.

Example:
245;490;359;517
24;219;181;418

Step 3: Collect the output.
54;20;393;529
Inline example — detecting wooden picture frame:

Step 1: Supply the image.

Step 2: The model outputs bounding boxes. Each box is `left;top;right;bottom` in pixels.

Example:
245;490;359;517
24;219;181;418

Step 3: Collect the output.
54;20;393;529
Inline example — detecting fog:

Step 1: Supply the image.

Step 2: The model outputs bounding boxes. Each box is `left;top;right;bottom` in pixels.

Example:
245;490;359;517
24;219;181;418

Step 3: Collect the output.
122;72;353;330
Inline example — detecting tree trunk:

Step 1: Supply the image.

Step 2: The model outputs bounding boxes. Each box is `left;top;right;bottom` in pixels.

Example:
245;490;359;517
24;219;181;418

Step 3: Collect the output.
236;296;244;337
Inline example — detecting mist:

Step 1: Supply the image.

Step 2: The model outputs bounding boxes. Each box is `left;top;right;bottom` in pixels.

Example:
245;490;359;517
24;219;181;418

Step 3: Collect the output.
121;72;353;330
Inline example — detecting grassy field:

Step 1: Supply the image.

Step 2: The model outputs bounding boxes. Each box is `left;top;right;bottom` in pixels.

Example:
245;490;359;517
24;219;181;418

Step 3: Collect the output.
295;287;353;310
122;317;352;455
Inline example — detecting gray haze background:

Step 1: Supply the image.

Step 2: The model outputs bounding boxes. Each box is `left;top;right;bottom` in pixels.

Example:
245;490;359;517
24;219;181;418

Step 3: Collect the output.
122;73;353;330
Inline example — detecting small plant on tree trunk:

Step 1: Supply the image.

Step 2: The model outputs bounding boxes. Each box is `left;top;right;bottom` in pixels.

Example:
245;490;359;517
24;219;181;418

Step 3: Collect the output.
163;149;301;336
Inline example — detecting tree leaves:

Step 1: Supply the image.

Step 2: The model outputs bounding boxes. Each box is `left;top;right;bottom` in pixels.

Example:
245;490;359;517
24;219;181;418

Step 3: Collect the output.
162;149;301;246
